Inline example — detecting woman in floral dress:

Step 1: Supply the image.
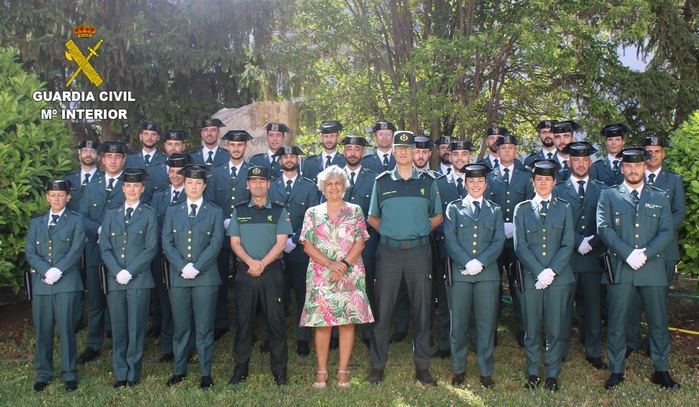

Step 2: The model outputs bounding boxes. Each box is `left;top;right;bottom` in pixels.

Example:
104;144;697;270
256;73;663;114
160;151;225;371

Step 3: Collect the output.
300;165;374;389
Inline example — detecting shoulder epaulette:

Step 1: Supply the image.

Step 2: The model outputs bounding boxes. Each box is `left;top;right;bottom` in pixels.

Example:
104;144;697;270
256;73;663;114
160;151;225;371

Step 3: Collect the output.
375;170;391;180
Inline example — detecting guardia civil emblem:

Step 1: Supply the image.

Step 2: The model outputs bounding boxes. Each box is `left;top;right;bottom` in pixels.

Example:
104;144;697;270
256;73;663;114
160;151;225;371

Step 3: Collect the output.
65;23;104;87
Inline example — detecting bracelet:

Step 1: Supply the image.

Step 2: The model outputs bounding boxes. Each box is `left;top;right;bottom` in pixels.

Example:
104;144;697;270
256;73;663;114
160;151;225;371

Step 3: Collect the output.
340;259;351;268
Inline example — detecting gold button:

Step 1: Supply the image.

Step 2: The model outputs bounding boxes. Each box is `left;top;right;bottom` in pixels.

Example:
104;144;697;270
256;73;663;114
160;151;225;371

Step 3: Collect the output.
542;236;546;240
173;229;177;233
506;200;510;203
472;250;477;254
474;226;478;229
581;225;586;229
188;238;192;242
187;254;192;258
542;244;546;248
506;208;511;212
635;234;639;238
473;234;477;238
472;242;477;246
542;252;546;256
121;254;125;258
581;215;585;219
111;232;115;236
188;231;192;234
635;223;640;227
635;245;639;248
187;246;192;250
542;229;546;233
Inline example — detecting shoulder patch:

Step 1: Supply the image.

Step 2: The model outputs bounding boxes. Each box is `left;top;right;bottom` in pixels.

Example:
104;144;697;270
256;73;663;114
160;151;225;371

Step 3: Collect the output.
300;176;315;184
375;171;391;180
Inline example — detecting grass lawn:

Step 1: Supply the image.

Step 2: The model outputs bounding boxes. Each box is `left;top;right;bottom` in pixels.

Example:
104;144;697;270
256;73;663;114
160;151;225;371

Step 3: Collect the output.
0;285;696;406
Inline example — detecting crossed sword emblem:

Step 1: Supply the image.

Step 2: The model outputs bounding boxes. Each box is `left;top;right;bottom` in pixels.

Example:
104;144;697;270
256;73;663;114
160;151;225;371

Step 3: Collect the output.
65;38;104;87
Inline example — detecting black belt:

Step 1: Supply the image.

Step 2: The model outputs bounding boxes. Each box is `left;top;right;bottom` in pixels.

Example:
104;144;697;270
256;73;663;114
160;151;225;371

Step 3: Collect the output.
380;236;430;250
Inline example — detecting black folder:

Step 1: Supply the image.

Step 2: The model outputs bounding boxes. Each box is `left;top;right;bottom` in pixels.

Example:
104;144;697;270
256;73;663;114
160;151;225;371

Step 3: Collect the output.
599;252;614;284
161;257;171;290
98;264;108;294
24;270;32;301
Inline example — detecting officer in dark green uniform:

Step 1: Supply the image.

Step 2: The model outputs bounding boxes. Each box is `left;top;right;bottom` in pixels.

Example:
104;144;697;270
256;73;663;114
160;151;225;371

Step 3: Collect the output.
524;120;558;167
65;140;103;212
433;136;452;175
444;164;505;388
367;130;443;386
624;136;688;356
596;148;679;390
478;127;508;170
269;145;320;355
550;120;579;181
99;168;158;387
77;141;128;364
191;118;228;167
302;120;347;182
485;135;533;347
227;166;293;386
249;122;290;177
162;165;224;389
433;139;476;358
162;129;189;156
362;121;397;174
149;153;191;362
205;129;254;340
553;142;609;370
589;123;628;187
340;136;379;346
125;120;169;200
514;159;575;392
25;179;85;393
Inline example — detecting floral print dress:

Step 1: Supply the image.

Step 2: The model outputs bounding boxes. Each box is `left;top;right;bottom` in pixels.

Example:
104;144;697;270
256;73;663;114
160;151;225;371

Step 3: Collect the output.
299;202;374;327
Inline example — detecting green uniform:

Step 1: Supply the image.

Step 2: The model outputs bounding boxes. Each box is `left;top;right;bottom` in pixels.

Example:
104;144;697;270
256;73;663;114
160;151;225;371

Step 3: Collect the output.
554;177;608;359
227;199;293;375
589;156;624;187
100;203;158;383
368;168;442;371
162;199;224;376
514;196;575;379
597;183;673;374
443;197;505;376
25;210;85;383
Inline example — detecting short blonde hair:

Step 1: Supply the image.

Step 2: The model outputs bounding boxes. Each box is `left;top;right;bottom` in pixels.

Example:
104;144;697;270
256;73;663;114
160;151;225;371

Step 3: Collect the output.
316;165;350;192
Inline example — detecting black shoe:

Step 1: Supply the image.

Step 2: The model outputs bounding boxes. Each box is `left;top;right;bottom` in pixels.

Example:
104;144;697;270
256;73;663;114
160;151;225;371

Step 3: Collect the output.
113;380;128;389
273;372;288;386
451;373;465;386
651;371;680;390
586;357;609;371
604;373;624;390
33;381;49;392
544;377;559;392
524;375;540;389
389;331;407;343
297;340;310;356
126;381;137;387
228;364;249;385
516;331;525;348
624;347;635;359
159;353;174;363
260;339;271;353
432;349;451;359
367;368;384;384
415;369;437;386
480;375;495;388
329;337;339;350
77;349;100;364
200;376;213;389
65;381;78;392
166;374;186;387
213;328;228;342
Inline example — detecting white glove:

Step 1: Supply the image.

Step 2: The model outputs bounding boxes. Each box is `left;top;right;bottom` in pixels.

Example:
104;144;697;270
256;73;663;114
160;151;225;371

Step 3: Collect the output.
97;226;102;243
503;222;515;239
626;248;647;270
223;218;231;230
577;235;594;255
537;268;555;287
284;237;296;253
535;281;546;290
181;263;198;279
465;259;484;275
44;267;62;285
116;269;132;285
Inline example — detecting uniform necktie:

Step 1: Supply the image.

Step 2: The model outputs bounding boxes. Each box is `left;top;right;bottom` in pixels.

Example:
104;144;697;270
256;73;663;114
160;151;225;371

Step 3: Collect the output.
325;155;332;169
446;167;452;175
107;178;115;191
125;207;134;222
493;158;499;169
612;159;620;173
144;154;151;165
231;166;237;178
563;160;569;170
285;179;293;201
647;173;656;185
631;190;639;206
382;154;389;167
456;177;464;197
189;203;198;217
547;152;553;160
503;168;510;188
540;200;549;217
349;171;355;187
206;151;213;165
83;173;90;185
473;200;481;217
577;180;586;204
172;190;180;204
49;214;59;230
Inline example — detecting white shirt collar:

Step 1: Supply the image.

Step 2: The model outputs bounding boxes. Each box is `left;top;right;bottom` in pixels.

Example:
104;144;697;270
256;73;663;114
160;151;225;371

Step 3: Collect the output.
80;167;97;180
608;154;619;164
203;145;218;156
645;167;661;178
450;170;465;184
106;172;123;184
229;160;243;172
624;182;644;197
543;146;557;154
463;194;483;207
556;154;568;165
440;163;452;174
531;193;552;208
323;150;337;162
49;208;66;224
142;148;156;158
488;154;499;165
500;163;515;174
376;149;393;160
570;174;589;184
124;201;140;212
344;165;361;175
283;173;298;185
267;149;277;159
186;197;204;208
171;185;184;194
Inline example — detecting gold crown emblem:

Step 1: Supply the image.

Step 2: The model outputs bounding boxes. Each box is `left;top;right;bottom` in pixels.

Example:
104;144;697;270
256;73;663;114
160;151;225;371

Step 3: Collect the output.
252;167;261;174
73;23;97;38
399;134;408;141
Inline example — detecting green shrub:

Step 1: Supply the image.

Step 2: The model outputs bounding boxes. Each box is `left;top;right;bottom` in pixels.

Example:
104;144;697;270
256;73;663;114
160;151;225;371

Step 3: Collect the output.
667;110;699;278
0;47;74;292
